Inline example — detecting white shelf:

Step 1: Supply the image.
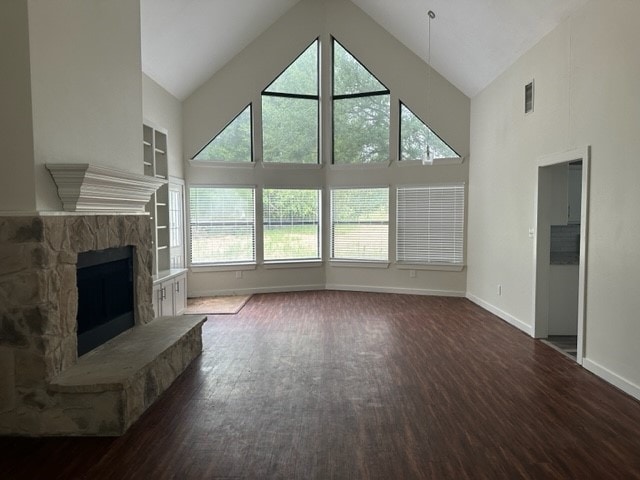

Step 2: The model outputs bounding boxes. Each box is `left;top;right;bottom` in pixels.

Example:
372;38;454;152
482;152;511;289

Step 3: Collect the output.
144;123;171;277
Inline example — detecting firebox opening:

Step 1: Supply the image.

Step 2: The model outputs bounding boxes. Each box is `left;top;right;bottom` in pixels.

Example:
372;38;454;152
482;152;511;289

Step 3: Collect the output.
76;246;135;356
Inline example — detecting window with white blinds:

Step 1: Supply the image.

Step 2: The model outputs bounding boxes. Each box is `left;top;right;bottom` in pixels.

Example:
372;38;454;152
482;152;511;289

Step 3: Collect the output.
331;187;389;261
189;186;255;265
263;188;321;261
396;184;465;265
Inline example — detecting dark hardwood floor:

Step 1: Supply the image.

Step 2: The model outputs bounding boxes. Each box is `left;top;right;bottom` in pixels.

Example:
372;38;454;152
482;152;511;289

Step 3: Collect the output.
2;291;640;479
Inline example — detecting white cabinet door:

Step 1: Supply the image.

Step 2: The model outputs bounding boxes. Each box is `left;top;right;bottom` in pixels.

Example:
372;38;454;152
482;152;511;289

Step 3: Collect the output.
153;271;187;318
173;273;187;315
152;283;162;318
160;279;174;317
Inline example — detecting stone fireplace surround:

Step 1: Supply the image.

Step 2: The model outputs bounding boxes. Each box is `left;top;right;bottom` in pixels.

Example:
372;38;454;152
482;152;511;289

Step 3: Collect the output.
0;214;205;436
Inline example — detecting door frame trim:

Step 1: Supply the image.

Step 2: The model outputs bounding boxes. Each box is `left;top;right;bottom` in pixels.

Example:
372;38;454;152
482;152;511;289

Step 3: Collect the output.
533;146;590;364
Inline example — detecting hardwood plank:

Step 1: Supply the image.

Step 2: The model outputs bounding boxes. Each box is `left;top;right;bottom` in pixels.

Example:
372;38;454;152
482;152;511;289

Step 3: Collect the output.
1;291;639;479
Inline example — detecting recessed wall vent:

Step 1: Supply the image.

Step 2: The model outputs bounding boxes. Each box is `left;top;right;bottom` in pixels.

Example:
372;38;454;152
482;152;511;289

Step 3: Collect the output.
525;80;535;114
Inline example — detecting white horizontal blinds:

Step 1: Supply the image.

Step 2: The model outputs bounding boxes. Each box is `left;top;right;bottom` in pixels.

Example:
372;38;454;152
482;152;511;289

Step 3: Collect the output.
331;187;389;261
396;184;465;265
189;187;255;264
263;189;321;261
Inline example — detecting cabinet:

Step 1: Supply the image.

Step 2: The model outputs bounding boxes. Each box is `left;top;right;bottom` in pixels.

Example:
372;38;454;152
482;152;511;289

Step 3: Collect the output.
549;163;582;226
152;270;187;317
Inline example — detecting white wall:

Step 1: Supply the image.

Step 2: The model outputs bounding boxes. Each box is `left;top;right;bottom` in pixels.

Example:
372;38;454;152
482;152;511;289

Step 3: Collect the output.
183;0;470;297
468;0;640;396
27;0;143;211
0;1;36;212
142;74;184;179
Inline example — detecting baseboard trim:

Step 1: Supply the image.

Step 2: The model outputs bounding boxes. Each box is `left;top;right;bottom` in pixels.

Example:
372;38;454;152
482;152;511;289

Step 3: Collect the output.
189;284;325;297
465;292;534;336
583;358;640;402
326;284;466;297
192;284;466;298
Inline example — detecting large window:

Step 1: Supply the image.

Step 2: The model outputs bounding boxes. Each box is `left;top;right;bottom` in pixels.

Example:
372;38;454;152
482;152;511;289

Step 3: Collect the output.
332;39;390;165
192;105;252;162
396;184;465;265
189;187;256;265
331;187;389;261
263;188;321;261
399;102;459;161
262;40;319;164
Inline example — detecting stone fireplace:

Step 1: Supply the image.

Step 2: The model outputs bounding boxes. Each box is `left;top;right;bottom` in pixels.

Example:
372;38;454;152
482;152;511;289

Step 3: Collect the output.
0;166;205;436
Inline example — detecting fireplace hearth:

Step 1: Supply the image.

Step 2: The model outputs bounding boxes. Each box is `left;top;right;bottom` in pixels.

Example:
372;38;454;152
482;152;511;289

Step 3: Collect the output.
0;214;205;436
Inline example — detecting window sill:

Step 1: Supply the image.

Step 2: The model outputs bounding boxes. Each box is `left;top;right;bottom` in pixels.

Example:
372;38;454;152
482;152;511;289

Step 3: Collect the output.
329;260;390;269
188;160;256;169
260;162;323;170
263;260;323;269
396;263;465;272
190;263;256;273
397;157;464;166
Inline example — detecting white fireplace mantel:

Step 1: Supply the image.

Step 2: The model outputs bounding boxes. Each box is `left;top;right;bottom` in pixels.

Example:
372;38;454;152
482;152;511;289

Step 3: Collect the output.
46;163;166;213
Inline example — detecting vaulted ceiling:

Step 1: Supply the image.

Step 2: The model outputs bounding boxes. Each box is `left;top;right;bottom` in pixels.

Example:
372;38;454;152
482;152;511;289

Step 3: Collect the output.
141;0;588;101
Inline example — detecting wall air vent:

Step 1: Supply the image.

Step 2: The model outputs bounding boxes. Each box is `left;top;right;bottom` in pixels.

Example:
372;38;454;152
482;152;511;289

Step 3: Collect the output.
525;80;535;114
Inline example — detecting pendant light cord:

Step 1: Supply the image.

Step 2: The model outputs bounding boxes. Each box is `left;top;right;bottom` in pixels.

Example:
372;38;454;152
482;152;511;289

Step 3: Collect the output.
424;10;435;164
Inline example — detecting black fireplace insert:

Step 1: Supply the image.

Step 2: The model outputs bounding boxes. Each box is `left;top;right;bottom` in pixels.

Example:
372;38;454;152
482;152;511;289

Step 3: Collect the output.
76;246;134;356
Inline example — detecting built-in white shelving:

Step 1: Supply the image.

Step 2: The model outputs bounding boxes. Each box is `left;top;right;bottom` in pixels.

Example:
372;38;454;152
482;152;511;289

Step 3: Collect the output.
143;123;170;276
143;122;188;318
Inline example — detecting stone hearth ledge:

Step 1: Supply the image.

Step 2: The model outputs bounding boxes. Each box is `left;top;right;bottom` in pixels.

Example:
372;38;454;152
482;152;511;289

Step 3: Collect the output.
48;315;206;436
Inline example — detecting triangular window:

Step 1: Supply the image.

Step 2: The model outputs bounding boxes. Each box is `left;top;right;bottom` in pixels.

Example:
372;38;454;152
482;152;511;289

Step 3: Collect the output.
192;105;252;162
262;39;319;164
333;40;387;96
332;38;390;164
399;102;459;161
264;41;318;96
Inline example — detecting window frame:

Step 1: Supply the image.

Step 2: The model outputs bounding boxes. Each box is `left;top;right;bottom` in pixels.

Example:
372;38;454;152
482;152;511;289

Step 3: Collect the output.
190;104;254;165
329;186;390;263
331;37;391;166
168;179;186;269
188;185;257;267
398;101;461;163
395;183;465;269
262;187;322;264
261;38;320;165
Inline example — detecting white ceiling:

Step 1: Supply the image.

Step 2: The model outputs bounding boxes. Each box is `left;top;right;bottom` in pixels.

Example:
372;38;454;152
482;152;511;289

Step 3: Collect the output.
140;0;301;100
141;0;589;100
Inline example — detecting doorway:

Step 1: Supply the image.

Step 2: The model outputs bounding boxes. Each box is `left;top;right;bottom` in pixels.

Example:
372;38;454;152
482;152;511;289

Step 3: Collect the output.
534;147;590;364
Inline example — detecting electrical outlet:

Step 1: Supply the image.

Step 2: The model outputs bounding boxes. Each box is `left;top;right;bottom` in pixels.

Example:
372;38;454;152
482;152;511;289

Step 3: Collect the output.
235;271;242;279
409;269;416;278
497;284;502;296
